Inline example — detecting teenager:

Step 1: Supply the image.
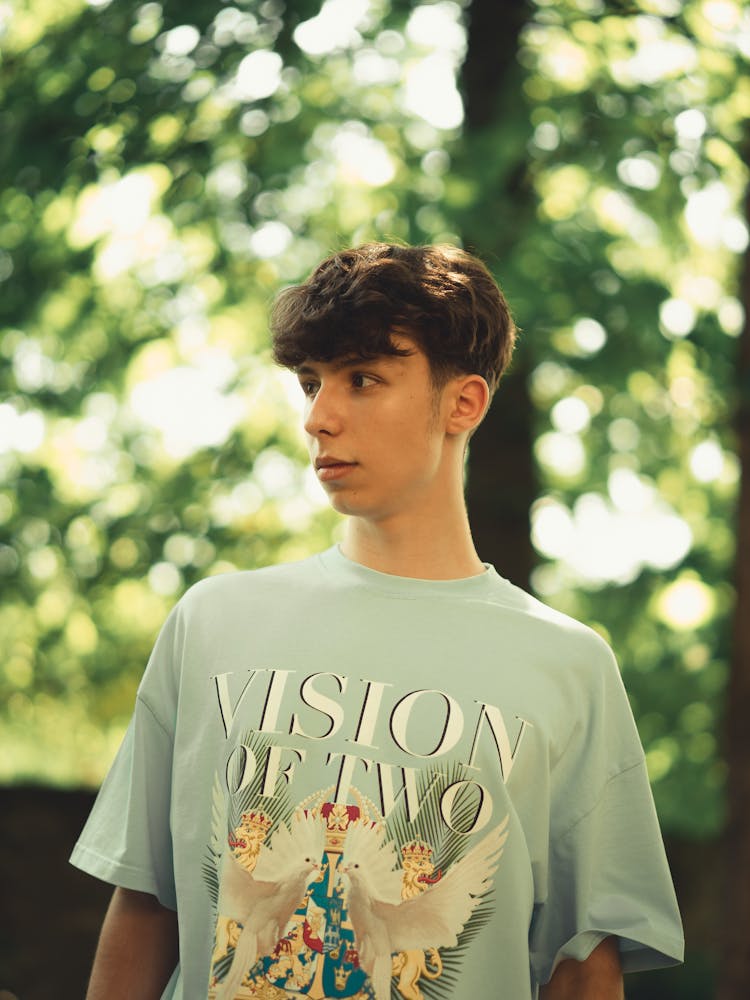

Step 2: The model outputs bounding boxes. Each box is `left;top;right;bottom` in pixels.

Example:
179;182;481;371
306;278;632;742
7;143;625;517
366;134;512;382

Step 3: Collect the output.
72;243;683;1000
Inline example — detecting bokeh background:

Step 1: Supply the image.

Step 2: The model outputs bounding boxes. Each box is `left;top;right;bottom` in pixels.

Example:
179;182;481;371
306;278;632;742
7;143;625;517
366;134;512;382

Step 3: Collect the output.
1;0;748;997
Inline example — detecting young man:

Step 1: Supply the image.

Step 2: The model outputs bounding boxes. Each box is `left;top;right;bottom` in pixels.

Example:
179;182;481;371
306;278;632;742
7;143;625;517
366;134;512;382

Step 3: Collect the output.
72;243;683;1000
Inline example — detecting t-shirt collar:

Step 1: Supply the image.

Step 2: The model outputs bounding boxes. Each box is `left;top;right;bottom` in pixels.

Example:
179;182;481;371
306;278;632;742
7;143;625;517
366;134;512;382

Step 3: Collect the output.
318;544;501;598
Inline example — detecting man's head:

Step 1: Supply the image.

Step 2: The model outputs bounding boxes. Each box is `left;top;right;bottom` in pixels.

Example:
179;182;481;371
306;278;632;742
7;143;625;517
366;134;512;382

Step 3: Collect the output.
270;242;516;404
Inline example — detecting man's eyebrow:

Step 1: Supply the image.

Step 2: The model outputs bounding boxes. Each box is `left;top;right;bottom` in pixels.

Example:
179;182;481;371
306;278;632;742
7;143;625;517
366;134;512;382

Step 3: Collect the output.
295;362;320;376
295;353;410;375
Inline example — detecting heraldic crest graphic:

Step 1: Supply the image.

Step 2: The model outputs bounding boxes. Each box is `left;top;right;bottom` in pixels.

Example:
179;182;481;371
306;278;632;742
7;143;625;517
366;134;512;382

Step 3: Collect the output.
204;740;510;1000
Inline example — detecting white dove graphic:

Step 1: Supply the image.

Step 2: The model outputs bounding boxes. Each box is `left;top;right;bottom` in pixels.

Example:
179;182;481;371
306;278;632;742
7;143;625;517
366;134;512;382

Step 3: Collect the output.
339;815;510;1000
215;811;326;1000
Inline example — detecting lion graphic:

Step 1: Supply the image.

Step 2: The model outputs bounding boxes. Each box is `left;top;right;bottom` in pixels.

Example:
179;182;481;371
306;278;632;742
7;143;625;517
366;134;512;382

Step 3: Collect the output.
211;812;272;971
391;840;445;1000
392;947;444;1000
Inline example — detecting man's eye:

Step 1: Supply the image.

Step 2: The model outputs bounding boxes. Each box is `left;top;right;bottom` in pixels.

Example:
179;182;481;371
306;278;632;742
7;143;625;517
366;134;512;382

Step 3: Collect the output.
300;381;319;397
351;373;376;389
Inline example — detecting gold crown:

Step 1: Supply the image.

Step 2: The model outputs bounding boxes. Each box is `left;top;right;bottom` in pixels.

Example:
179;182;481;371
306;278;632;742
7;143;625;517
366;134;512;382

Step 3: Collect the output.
239;811;273;835
296;786;384;855
321;802;361;853
401;839;433;861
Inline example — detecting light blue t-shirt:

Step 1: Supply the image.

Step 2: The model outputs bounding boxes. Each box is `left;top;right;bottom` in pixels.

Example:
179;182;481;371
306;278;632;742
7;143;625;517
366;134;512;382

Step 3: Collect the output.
71;546;683;999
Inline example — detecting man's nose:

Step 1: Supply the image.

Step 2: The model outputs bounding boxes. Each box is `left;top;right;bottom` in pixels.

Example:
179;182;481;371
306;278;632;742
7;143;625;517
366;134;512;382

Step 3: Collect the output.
303;384;342;437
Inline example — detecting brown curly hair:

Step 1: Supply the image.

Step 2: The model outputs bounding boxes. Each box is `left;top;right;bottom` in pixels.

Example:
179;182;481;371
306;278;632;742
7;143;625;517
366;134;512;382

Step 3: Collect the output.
270;243;517;398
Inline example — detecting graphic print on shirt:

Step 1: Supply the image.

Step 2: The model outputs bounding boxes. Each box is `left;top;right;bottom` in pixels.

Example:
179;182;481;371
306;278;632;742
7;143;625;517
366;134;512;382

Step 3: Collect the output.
204;729;510;1000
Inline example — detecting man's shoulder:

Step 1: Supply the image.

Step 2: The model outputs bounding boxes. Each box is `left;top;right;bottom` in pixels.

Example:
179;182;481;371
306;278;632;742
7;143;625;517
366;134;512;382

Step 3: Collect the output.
487;577;616;668
177;552;323;611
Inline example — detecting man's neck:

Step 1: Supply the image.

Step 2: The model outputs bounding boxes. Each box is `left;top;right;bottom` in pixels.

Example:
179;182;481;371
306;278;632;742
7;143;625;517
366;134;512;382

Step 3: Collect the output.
341;510;485;580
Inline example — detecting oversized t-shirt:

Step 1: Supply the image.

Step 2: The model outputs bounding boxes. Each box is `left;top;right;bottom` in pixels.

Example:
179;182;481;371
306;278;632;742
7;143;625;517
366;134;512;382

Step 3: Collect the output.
70;546;683;999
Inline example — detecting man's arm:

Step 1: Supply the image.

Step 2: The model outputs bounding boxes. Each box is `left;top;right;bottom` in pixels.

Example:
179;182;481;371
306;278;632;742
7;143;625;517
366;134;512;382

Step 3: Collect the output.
85;886;179;1000
540;936;624;1000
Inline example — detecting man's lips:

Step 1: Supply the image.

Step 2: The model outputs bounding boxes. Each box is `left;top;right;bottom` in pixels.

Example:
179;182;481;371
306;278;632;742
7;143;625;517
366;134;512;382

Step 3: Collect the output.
315;457;357;482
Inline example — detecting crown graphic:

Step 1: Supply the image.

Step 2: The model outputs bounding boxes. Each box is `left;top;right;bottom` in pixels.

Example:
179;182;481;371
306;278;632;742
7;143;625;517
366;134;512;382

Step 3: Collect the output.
334;966;352;989
296;785;384;855
320;802;361;853
401;839;434;862
238;811;272;836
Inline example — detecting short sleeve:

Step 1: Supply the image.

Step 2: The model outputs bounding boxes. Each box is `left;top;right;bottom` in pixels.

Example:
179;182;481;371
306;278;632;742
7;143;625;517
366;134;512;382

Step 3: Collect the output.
69;697;177;909
529;759;684;984
69;606;183;910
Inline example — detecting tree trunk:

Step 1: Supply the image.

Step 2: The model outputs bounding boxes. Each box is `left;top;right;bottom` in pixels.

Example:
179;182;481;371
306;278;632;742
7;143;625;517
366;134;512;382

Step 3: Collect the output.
458;0;537;588
716;150;750;1000
467;359;535;587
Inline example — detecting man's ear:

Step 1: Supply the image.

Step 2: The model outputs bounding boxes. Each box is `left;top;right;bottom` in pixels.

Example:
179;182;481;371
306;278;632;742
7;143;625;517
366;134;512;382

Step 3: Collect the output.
445;374;490;435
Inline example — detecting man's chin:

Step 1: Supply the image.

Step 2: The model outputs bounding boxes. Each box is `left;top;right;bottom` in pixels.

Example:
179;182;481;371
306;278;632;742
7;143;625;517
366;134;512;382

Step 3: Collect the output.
328;495;361;517
326;490;373;518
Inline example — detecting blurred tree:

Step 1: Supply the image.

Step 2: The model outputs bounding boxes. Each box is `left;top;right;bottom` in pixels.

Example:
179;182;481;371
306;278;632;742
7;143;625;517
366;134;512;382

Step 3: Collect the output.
459;0;537;589
719;127;750;1000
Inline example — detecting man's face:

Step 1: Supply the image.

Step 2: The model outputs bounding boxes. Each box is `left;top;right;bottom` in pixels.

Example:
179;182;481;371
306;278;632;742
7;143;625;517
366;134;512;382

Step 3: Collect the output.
296;337;453;524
